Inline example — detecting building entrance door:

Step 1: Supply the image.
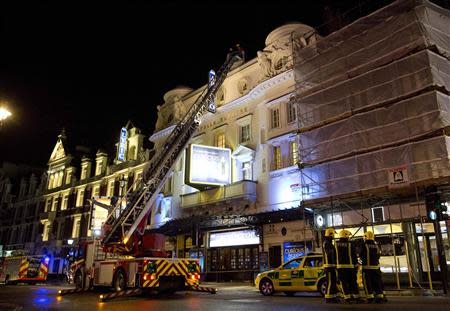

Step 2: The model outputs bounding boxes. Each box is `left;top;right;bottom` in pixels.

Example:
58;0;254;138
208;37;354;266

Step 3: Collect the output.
416;221;449;281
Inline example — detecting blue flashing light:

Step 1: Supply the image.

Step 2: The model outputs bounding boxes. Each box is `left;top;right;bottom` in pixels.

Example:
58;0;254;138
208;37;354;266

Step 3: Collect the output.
44;256;50;263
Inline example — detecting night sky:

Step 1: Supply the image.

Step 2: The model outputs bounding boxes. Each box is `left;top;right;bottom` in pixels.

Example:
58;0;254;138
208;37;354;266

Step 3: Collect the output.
2;0;440;168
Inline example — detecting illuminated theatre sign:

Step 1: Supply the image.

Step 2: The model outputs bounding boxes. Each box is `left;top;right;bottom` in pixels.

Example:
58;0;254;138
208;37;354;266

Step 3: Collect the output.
186;144;231;187
209;229;260;248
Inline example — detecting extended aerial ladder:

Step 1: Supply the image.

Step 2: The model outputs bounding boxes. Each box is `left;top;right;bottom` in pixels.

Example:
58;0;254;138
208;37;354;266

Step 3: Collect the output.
100;49;244;254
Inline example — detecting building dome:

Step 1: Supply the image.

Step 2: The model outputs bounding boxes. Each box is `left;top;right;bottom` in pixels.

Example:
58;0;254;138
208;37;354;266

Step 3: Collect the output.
265;22;315;46
163;86;193;104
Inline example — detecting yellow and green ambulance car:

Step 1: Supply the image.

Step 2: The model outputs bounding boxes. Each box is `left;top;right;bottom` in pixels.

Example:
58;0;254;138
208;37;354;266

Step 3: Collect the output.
255;253;327;296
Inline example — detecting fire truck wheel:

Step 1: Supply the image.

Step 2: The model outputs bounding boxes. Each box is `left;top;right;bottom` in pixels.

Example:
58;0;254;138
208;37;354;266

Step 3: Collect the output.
113;270;126;292
75;271;83;289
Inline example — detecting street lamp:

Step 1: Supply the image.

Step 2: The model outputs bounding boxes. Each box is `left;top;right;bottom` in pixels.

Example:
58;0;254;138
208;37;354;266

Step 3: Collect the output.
0;107;12;127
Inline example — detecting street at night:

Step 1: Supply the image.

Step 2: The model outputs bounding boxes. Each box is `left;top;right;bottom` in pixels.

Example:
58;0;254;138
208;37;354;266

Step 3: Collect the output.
1;283;450;311
2;1;450;310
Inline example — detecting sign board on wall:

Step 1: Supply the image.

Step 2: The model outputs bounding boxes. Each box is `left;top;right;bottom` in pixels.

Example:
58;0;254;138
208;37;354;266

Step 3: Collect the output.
283;241;313;263
209;229;260;248
388;165;409;188
118;127;127;161
186;144;231;187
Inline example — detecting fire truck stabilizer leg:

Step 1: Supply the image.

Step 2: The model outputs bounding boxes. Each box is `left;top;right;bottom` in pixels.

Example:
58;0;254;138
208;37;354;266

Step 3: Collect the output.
99;288;143;302
189;285;218;294
58;288;85;296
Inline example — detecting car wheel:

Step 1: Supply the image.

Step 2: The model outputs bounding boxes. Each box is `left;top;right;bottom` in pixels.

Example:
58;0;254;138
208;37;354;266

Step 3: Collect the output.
74;271;83;290
284;291;296;296
259;278;274;296
317;278;327;297
114;270;126;292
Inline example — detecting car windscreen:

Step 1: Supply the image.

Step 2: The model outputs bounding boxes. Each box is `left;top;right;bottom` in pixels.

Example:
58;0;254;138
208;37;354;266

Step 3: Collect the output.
282;257;303;269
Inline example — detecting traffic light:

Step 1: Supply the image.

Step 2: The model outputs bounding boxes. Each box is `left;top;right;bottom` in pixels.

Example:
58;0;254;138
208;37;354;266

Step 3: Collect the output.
425;185;447;221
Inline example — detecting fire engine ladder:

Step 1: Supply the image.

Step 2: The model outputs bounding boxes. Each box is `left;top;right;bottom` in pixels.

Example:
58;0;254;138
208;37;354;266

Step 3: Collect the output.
102;50;243;248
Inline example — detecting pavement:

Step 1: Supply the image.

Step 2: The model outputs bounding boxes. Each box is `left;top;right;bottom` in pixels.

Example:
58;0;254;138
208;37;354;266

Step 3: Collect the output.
201;281;449;296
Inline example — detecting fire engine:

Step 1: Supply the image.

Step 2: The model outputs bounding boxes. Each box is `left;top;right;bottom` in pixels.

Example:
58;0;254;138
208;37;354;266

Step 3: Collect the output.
61;48;243;300
0;255;49;284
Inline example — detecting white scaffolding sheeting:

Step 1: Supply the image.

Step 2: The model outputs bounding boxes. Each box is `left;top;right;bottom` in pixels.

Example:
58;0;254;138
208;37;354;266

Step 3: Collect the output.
294;0;450;202
301;135;450;200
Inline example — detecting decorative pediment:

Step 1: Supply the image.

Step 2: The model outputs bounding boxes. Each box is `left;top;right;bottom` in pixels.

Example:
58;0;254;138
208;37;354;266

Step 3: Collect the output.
231;145;255;163
49;139;66;162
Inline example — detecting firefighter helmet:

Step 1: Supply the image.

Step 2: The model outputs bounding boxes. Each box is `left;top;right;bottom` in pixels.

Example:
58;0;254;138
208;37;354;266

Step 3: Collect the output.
324;228;336;237
338;229;351;239
364;231;375;241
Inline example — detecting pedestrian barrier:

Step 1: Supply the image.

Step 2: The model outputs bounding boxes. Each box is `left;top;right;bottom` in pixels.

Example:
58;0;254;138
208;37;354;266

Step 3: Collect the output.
99;288;143;302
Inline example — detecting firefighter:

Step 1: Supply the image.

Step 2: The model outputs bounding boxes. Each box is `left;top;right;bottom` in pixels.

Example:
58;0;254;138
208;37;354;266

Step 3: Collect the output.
322;228;339;303
360;231;387;303
336;229;360;303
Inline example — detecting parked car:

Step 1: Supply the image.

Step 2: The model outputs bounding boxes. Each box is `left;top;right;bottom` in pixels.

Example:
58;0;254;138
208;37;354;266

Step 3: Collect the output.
255;253;327;296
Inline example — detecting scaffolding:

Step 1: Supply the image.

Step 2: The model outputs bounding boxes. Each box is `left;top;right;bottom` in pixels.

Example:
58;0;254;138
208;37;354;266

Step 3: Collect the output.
292;0;450;288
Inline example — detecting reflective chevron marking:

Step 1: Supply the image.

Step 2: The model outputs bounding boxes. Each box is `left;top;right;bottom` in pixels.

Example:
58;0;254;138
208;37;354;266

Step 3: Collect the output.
99;288;142;302
189;285;218;294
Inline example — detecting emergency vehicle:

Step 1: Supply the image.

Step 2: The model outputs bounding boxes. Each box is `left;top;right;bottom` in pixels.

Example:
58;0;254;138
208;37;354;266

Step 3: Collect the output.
68;234;201;293
255;253;364;297
255;253;327;296
0;255;49;284
63;49;243;299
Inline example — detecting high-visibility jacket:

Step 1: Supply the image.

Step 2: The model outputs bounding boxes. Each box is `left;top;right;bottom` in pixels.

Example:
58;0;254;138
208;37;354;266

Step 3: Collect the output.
322;238;336;268
359;240;381;269
335;238;357;269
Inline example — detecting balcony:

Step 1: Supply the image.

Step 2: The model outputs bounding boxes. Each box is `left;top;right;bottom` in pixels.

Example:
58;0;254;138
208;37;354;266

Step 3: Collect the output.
270;156;297;171
181;180;257;208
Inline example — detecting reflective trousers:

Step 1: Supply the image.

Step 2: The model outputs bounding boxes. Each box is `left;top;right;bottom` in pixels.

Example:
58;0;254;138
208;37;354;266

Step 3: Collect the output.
324;267;338;299
362;268;385;299
337;267;359;300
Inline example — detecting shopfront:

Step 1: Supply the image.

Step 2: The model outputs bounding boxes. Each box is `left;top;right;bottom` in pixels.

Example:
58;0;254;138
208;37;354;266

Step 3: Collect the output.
333;220;450;286
415;220;450;280
205;228;261;282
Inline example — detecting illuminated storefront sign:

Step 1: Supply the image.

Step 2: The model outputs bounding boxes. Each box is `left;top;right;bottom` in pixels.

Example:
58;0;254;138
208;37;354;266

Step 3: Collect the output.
90;197;110;231
209;229;260;248
186;144;231;186
118;127;127;161
283;241;313;263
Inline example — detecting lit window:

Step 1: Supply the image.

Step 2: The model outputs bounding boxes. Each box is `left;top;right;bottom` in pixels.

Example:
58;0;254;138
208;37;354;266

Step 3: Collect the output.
108;181;115;197
62;195;69;210
66;171;72;185
45;198;52;212
287;101;296;124
372;207;385;223
52;197;58;211
242;162;252;180
271;108;280;129
76;190;85;207
240;124;251;143
216;133;226;148
290;141;298;166
93;186;100;197
42;222;50;241
96;161;102;176
72;218;81;238
273;146;281;170
81;167;87;180
48;174;54;190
